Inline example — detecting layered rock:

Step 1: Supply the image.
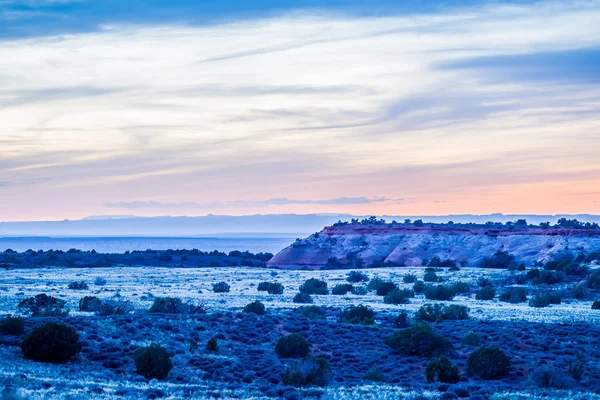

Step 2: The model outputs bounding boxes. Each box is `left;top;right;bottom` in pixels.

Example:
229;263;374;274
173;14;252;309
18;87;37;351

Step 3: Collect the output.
268;224;600;269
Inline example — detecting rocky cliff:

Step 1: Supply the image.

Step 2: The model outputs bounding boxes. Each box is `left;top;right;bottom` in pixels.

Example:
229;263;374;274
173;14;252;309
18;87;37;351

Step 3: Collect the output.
268;224;600;269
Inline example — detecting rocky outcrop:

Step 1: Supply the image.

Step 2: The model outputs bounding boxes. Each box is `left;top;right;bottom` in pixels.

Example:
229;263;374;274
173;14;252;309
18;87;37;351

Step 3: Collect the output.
269;224;600;269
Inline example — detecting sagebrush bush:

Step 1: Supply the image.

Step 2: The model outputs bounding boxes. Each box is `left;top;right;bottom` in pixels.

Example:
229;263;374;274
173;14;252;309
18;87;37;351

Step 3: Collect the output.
403;274;417;283
134;343;173;379
477;276;493;287
275;333;309;358
257;281;284;294
362;366;386;382
21;322;81;363
300;305;325;320
68;281;88;290
529;366;573;389
415;303;469;322
94;277;107;286
282;357;332;387
299;278;328;295
424;284;456;301
413;280;427;293
426;355;460;383
480;251;515;269
206;337;218;352
293;292;313;304
532;270;564;285
339;305;375;325
528;292;562;308
466;347;510;380
452;281;470;294
96;298;134;316
462;331;481;347
79;296;103;312
383;289;414;305
347;271;369;283
0;315;24;335
374;281;398;296
587;270;600;289
351;285;368;295
331;284;354;295
571;284;587;299
385;323;453;357
213;281;231;293
499;287;527;303
392;311;410;328
423;271;439;282
476;286;496;300
243;300;266;315
18;294;68;317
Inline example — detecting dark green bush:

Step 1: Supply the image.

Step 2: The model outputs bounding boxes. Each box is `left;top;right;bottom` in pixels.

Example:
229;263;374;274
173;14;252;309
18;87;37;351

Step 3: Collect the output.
452;281;470;294
383;289;414;305
21;322;81;363
586;270;600;289
374;281;398;296
299;278;328;295
257;281;284;294
18;294;68;317
526;268;541;280
415;304;469;322
529;292;562;308
385;323;453;357
571;284;587;299
532;270;564;285
413;280;427;293
367;277;384;291
68;281;88;290
362;366;386;382
275;333;309;358
403;274;417;283
243;300;266;315
481;251;515;269
426;355;460;383
96;298;134;316
347;271;369;283
499;287;527;303
592;300;600;310
213;282;231;293
149;297;204;314
477;276;493;287
282;357;332;387
476;286;496;300
392;311;410;328
79;296;103;312
423;271;439;282
339;305;375;325
331;284;354;295
293;292;313;304
134;343;173;379
462;331;481;347
206;337;218;352
300;305;325;320
529;366;572;389
424;285;456;301
0;315;24;335
466;347;510;380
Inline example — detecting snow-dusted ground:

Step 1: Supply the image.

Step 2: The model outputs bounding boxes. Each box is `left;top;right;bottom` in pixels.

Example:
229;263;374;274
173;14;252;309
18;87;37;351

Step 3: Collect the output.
1;266;597;324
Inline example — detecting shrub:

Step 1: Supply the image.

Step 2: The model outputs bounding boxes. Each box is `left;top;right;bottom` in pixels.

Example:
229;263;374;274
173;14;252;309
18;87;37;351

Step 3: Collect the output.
79;296;102;312
423;271;439;282
299;278;328;295
529;366;572;389
592;300;600;310
243;300;266;315
293;292;313;304
392;311;410;328
413;280;427;293
68;281;88;290
476;286;496;300
347;271;369;283
571;284;587;299
424;285;456;301
477;277;493;287
568;354;585;380
452;281;470;294
415;304;469;322
300;305;325;320
481;251;515;269
206;337;218;352
462;331;481;347
383;289;414;305
134;344;172;379
426;355;460;383
339;305;375;325
449;265;460;272
532;270;564;285
257;281;284;294
331;284;354;295
526;268;541;280
324;257;343;270
362;366;386;382
586;270;600;289
529;292;562;308
466;347;510;380
149;297;191;314
0;315;24;335
275;333;309;358
21;322;81;363
213;282;231;293
18;294;68;317
351;286;368;295
403;274;417;283
96;298;134;316
499;287;527;303
367;277;384;291
282;357;332;387
374;281;398;296
385;323;453;357
94;277;107;286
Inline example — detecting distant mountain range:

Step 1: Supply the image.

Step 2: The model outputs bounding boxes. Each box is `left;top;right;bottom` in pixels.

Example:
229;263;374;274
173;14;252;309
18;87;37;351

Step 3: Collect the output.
1;213;600;237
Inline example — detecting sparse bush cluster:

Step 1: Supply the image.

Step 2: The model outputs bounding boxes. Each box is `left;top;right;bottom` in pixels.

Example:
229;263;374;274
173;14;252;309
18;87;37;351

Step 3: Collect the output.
0;315;24;335
18;294;68;317
282;357;332;387
299;278;328;295
346;271;369;283
331;283;354;295
68;281;89;290
415;303;469;322
149;297;206;314
213;281;231;293
257;281;284;294
529;292;562;308
385;323;453;357
424;284;456;301
339;305;375;325
499;287;528;303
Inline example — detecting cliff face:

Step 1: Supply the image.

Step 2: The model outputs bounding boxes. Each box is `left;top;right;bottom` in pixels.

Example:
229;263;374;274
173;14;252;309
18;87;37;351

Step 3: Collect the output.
268;225;600;269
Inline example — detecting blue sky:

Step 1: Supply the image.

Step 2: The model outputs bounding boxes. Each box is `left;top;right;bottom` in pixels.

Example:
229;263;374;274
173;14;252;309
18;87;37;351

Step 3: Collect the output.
1;0;599;221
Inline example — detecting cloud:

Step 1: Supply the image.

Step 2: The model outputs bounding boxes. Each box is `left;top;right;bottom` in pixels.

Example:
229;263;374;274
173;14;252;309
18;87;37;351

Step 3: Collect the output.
104;197;401;209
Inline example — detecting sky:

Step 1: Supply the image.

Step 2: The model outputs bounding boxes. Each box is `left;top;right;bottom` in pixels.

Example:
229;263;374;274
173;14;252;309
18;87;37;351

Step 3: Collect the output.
1;0;599;222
